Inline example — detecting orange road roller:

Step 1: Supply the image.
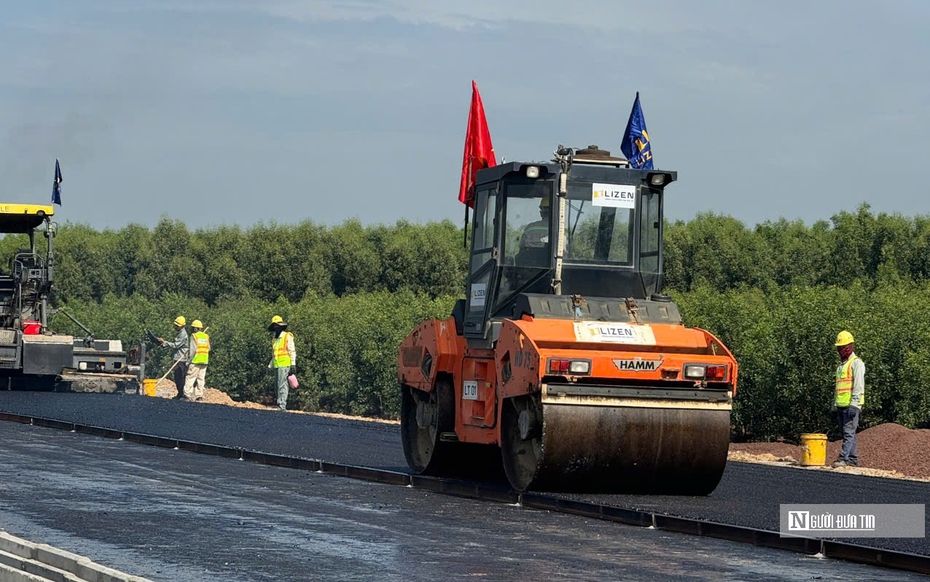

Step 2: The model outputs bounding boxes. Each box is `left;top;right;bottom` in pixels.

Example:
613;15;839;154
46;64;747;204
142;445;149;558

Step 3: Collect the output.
397;146;738;494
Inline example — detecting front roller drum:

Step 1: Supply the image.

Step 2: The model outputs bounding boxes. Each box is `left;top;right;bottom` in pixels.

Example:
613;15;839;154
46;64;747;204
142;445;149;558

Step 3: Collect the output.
502;396;731;495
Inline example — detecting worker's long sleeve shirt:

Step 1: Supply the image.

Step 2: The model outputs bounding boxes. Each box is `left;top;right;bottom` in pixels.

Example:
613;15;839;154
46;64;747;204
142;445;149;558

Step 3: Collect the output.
850;355;865;409
163;329;190;362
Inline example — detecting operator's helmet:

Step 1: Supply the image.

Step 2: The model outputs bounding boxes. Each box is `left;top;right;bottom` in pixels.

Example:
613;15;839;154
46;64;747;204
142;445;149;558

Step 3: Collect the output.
539;197;550;211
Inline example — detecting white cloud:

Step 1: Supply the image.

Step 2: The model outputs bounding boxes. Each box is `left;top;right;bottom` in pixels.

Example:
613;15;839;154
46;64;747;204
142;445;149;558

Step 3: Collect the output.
1;1;928;229
108;0;725;34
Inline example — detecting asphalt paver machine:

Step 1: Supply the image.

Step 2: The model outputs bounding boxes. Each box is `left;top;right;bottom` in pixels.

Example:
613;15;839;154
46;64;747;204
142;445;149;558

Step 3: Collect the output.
0;204;139;392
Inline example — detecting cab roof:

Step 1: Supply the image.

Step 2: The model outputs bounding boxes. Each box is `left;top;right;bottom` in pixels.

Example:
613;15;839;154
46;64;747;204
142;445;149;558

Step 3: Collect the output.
474;161;677;188
0;204;54;233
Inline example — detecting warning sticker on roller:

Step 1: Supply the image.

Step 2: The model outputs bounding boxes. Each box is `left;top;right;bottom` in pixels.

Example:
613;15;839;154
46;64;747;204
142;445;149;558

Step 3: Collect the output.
573;322;656;345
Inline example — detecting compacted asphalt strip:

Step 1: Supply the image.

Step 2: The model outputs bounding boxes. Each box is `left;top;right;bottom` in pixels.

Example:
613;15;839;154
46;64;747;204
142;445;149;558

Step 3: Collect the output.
0;419;926;582
0;392;927;559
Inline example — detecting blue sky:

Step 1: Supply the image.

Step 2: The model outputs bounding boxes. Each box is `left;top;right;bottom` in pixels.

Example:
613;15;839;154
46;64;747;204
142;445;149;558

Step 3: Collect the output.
0;1;926;230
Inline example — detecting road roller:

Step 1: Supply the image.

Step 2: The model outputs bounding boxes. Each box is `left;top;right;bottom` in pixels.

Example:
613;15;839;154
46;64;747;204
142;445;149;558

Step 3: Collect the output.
397;145;738;494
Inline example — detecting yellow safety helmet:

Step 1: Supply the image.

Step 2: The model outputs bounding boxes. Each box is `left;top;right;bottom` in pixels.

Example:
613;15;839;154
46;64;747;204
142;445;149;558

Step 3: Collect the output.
191;320;203;329
174;316;186;327
539;197;550;209
268;315;287;331
834;330;855;347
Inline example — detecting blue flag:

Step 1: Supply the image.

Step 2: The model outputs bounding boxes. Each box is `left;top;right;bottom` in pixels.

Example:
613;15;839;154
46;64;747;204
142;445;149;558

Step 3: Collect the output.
52;159;62;205
620;92;654;170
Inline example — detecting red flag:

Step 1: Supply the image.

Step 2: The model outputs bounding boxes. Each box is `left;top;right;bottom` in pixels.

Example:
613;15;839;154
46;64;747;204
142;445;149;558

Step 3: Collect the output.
458;80;496;207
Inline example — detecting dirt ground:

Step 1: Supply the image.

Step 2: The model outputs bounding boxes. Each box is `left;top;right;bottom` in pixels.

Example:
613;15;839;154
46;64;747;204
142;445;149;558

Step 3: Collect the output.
729;423;930;482
151;379;928;481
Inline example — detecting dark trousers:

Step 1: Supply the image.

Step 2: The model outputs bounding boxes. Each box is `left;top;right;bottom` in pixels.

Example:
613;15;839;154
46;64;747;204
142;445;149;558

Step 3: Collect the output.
836;406;860;465
173;361;189;398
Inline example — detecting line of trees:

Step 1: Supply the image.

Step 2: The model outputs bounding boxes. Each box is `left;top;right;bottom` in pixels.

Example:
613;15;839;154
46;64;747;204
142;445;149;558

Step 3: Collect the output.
23;203;930;441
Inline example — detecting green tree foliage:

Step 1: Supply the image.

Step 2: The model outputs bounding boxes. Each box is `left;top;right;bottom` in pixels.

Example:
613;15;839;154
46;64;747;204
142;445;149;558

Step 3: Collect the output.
29;204;930;437
664;212;771;292
676;282;930;440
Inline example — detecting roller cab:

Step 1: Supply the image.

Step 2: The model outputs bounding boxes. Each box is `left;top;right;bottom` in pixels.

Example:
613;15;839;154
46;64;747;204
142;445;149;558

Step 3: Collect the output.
398;146;738;494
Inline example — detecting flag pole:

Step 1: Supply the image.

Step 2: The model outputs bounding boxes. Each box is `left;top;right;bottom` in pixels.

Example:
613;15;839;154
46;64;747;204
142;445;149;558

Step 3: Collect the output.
463;157;472;249
463;204;469;249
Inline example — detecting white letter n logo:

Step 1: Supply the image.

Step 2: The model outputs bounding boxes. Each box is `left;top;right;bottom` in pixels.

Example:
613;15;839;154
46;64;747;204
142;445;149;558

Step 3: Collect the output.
789;511;808;531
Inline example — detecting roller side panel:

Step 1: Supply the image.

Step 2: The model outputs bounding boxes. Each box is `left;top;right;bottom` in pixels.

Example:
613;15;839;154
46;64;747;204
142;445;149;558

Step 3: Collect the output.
397;317;461;393
495;320;543;401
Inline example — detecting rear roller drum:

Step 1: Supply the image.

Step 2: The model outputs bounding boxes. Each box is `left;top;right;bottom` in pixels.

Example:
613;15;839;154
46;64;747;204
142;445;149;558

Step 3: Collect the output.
400;379;454;475
401;379;505;481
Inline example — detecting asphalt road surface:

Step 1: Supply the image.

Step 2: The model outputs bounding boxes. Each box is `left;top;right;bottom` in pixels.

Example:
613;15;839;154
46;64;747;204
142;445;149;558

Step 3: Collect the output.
0;420;924;582
0;393;927;562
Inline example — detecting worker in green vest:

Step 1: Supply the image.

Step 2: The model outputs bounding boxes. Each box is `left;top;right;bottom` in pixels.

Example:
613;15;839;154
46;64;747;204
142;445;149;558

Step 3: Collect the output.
183;320;210;401
268;315;297;411
832;330;865;468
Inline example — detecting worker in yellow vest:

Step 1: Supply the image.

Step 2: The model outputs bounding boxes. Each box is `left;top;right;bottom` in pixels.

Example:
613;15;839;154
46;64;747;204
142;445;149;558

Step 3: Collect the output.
268;315;296;411
183;320;210;401
832;330;865;468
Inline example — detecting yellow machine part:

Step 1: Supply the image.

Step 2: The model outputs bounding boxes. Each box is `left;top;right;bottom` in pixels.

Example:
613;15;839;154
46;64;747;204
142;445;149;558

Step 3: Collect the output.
0;203;54;233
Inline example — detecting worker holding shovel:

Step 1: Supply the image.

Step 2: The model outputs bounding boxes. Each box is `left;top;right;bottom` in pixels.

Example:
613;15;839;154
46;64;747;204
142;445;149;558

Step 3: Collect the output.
158;316;190;400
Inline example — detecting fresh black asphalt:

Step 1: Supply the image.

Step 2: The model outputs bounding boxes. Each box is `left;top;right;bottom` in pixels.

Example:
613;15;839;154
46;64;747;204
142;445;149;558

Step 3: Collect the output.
0;420;923;581
0;392;927;559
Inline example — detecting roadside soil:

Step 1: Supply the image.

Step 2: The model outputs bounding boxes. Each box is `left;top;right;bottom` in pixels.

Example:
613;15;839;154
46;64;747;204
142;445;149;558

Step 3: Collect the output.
153;379;929;481
729;423;930;482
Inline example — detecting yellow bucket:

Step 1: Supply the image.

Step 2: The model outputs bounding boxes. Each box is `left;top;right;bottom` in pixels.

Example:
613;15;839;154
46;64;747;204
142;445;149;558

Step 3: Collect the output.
143;378;158;397
800;433;827;466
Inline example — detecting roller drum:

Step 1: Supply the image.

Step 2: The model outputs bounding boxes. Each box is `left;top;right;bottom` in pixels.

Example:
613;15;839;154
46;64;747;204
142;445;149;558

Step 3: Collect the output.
517;403;730;495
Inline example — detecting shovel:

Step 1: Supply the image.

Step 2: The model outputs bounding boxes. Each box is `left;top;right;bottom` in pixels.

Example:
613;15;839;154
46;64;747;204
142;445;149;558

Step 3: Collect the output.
155;326;210;384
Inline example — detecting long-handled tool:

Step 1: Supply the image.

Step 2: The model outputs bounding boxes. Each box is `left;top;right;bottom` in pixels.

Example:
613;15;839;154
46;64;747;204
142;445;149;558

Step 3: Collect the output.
157;359;182;384
153;326;210;386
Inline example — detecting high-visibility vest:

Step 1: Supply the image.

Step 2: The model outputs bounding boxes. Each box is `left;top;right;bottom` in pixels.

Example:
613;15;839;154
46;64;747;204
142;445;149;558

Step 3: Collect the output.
273;332;293;367
835;354;861;407
191;331;210;365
